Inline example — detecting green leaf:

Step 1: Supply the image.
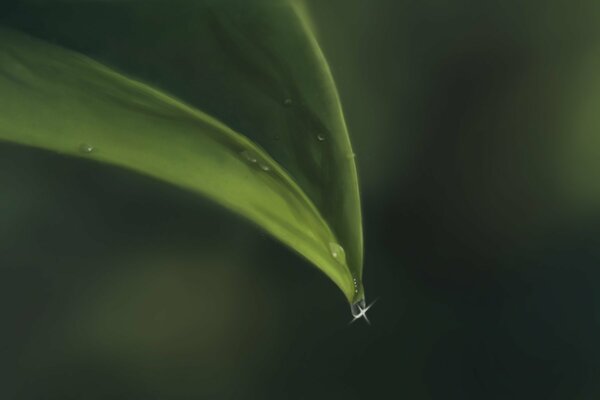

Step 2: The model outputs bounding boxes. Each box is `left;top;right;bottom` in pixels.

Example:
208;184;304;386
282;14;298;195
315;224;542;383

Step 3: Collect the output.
0;0;364;306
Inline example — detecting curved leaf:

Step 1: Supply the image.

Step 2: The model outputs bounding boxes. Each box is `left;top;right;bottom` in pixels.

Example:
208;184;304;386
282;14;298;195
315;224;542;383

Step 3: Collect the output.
0;0;364;305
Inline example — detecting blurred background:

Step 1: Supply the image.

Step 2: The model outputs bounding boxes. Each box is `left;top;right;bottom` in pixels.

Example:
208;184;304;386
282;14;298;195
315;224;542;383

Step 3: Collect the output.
2;0;600;398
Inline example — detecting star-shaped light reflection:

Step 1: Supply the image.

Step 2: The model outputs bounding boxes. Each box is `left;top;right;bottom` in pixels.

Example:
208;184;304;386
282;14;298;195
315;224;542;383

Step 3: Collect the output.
350;299;377;325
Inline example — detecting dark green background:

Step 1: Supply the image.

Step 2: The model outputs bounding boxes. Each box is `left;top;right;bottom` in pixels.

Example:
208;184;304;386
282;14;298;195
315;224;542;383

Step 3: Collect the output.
2;0;600;398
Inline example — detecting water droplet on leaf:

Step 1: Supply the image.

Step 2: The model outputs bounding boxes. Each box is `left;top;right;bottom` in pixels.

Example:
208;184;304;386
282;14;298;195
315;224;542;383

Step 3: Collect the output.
79;143;94;154
329;242;346;264
241;150;257;163
316;134;325;142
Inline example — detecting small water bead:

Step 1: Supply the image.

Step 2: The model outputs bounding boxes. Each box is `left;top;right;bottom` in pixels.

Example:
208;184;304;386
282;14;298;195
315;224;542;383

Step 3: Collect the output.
240;150;257;164
316;134;326;142
328;242;346;264
79;143;95;154
241;150;272;172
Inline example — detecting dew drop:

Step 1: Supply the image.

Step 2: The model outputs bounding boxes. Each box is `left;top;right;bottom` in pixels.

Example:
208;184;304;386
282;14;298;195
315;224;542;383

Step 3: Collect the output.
241;150;257;163
283;98;293;107
79;143;94;154
316;134;325;142
259;163;271;171
329;242;346;264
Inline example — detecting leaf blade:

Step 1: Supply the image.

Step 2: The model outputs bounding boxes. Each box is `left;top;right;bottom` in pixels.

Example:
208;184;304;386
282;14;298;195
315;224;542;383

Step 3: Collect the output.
0;26;357;300
0;0;365;304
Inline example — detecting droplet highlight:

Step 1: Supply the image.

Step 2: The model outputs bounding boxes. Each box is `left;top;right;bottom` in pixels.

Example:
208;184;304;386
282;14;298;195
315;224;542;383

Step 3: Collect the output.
329;242;346;264
79;143;95;154
350;298;366;317
259;163;271;171
241;150;257;164
316;134;325;142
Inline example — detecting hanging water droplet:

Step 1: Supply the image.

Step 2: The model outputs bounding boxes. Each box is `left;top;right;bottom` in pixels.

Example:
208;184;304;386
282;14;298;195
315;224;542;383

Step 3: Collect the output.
240;150;257;163
350;298;366;317
316;134;325;142
283;98;293;107
79;143;94;154
329;242;346;264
